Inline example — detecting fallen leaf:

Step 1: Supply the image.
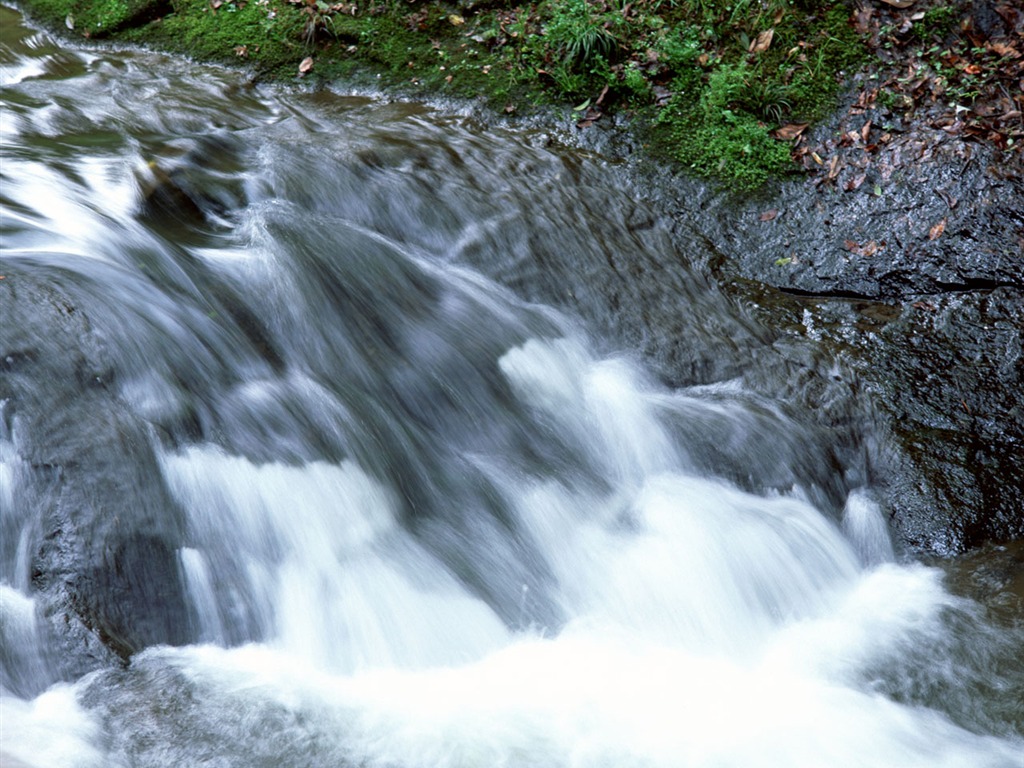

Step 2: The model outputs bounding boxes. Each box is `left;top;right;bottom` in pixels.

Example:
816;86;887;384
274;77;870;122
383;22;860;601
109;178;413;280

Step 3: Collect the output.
750;28;775;54
65;13;74;29
298;56;314;74
861;120;872;143
928;218;947;240
963;63;983;75
879;0;916;8
234;45;248;57
845;173;867;191
448;14;465;25
760;209;779;221
844;240;881;256
827;154;841;180
577;107;602;129
811;151;823;165
773;123;809;140
775;256;792;266
987;42;1021;59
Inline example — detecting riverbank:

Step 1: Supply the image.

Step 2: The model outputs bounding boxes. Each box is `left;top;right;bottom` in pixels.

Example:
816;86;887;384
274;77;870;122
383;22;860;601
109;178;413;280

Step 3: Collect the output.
17;1;1022;186
11;0;1024;564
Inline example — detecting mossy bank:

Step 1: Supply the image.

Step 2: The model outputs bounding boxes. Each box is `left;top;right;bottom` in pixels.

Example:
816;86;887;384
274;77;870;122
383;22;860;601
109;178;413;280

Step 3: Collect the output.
18;0;874;188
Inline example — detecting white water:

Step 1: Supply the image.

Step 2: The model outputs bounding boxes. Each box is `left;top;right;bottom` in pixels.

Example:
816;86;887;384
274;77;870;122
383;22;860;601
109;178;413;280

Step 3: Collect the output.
2;10;1022;764
6;338;1022;767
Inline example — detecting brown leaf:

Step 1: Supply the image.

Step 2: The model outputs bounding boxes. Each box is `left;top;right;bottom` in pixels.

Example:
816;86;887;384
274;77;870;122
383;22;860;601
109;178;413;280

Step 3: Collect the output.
845;173;867;192
844;239;881;257
773;123;809;140
750;28;775;54
880;0;916;8
853;7;874;36
861;120;872;143
827;154;841;180
987;42;1021;59
759;209;779;222
929;218;947;240
298;56;314;74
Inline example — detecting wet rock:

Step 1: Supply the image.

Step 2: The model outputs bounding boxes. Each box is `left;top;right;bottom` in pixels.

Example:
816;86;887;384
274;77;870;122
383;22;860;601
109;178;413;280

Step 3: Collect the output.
1;269;195;671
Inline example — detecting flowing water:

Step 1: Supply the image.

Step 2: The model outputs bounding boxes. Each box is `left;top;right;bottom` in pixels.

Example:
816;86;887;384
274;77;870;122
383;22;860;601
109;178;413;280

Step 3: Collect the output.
1;6;1022;766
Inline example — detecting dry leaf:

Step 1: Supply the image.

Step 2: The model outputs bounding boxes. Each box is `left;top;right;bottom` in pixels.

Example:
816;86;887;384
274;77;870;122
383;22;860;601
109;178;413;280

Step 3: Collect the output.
811;151;823;165
879;0;916;7
298;56;314;74
928;218;947;240
827;154;841;180
861;120;872;143
448;14;465;25
773;123;809;140
759;209;779;222
987;42;1021;59
844;239;881;256
750;28;775;54
845;173;867;192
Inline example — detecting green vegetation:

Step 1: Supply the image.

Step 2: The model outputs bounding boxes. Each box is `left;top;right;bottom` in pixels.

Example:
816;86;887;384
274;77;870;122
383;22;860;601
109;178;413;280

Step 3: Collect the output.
20;0;872;188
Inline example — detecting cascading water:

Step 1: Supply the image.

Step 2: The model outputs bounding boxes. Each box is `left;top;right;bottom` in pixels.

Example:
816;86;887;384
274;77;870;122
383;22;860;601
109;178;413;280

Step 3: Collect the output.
1;6;1022;766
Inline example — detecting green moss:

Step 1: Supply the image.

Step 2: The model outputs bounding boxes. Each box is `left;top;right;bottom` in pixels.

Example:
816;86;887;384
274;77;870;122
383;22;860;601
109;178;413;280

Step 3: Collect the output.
124;0;302;75
18;0;871;187
25;0;163;36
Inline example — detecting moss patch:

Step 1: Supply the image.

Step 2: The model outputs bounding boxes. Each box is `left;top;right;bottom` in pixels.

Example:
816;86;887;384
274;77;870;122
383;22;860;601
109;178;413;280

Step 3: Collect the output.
19;0;873;188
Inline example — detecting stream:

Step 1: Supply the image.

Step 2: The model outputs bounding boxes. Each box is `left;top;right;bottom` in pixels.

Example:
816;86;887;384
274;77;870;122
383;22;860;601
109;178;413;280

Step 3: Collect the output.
1;6;1022;766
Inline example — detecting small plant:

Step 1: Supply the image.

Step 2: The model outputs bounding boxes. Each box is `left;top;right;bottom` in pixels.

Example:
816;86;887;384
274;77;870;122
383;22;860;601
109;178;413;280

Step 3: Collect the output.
291;0;338;46
622;61;651;99
544;0;620;68
735;74;793;123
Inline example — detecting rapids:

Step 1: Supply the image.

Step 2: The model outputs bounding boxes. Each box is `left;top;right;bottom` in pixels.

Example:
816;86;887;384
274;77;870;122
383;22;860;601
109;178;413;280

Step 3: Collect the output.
1;6;1022;766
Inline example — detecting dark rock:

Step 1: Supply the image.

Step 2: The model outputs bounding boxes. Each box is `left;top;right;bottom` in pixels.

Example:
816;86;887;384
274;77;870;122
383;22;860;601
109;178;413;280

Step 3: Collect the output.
1;269;195;670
